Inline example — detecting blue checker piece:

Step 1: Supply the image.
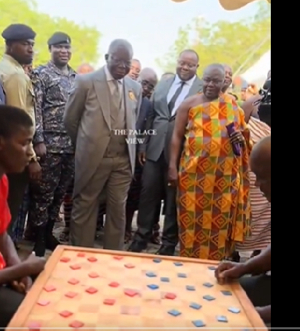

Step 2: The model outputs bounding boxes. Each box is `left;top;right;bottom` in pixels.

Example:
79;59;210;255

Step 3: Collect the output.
203;295;215;301
190;302;202;310
203;282;214;288
208;266;217;271
168;309;181;317
217;315;228;323
228;307;241;314
153;258;161;263
146;272;157;277
192;320;206;327
221;290;232;296
177;273;187;278
174;262;183;266
160;277;170;282
147;284;159;290
186;285;195;291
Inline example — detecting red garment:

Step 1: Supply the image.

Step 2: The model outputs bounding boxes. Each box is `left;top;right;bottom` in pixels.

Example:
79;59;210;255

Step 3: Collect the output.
0;175;11;269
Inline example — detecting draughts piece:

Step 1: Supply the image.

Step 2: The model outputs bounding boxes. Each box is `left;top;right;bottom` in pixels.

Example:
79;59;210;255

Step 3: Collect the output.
70;264;81;270
43;285;56;292
109;281;120;288
190;302;202;310
186;285;195;291
168;309;181;317
192;320;206;327
124;289;138;297
174;262;183;266
103;299;116;306
153;258;161;263
88;272;99;279
28;322;41;331
69;321;84;328
203;295;215;301
177;273;187;278
203;282;214;288
113;256;123;260
65;291;78;299
87;257;98;262
228;307;241;314
160;277;170;282
146;272;157;277
147;284;159;290
85;287;98;294
208;266;217;271
217;315;228;323
124;263;135;269
59;310;73;318
77;253;85;257
165;293;176;300
68;278;80;285
37;300;50;307
60;257;71;263
221;290;232;296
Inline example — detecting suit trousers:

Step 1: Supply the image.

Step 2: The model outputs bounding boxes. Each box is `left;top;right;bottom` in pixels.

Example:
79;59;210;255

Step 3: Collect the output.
70;155;132;250
134;153;178;247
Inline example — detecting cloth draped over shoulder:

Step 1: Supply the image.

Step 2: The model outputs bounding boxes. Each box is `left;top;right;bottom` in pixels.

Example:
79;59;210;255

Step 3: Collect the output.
177;93;251;260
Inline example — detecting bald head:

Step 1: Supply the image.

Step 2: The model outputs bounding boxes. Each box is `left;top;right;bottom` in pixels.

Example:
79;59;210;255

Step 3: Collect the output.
139;68;158;98
250;136;271;202
106;39;134;80
203;64;226;100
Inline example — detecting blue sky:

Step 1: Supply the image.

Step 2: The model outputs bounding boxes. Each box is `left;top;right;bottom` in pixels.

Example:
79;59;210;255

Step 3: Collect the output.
35;0;259;74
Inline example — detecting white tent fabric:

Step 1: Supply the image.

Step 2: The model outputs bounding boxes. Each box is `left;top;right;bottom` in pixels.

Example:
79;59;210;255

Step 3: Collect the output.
241;51;270;87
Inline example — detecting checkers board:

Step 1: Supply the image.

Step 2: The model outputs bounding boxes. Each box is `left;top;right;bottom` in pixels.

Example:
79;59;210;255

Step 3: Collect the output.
7;246;267;330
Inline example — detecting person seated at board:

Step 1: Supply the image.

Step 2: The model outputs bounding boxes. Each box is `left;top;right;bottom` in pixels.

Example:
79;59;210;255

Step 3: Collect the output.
215;136;271;325
0;105;45;328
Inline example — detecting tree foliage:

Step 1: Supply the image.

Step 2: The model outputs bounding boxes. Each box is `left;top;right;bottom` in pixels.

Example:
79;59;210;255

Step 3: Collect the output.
0;0;101;69
157;1;271;76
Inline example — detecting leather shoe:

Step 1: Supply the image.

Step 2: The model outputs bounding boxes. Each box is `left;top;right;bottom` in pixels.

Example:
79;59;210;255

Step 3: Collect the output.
127;240;146;253
155;245;175;256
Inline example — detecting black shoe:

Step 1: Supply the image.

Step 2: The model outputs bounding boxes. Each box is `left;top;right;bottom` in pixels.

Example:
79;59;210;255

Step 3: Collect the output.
127;240;147;253
33;226;46;257
45;234;60;251
156;245;175;256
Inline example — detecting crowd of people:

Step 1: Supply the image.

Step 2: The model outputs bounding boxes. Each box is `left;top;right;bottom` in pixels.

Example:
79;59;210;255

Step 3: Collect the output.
0;22;271;327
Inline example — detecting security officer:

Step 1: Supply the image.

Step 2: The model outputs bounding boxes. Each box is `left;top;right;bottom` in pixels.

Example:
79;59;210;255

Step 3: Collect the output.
30;32;76;256
0;24;41;234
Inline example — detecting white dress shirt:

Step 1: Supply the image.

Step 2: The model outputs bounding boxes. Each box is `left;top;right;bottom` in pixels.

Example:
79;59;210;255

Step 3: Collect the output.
167;74;196;116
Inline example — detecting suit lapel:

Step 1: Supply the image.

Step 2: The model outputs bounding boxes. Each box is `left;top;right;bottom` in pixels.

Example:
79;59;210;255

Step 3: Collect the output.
123;79;133;130
160;77;175;115
93;68;111;128
187;77;203;98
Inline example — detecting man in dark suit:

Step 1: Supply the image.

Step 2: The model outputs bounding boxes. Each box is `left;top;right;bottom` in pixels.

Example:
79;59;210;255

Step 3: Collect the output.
129;49;203;255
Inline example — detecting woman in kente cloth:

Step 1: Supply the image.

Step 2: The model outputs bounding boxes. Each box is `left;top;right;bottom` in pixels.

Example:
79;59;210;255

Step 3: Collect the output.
168;64;251;261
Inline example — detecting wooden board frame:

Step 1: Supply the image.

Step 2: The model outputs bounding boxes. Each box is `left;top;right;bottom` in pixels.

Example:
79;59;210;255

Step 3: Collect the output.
7;245;267;330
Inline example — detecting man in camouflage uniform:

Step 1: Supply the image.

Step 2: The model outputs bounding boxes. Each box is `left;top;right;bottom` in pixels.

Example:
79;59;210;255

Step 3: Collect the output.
30;32;76;256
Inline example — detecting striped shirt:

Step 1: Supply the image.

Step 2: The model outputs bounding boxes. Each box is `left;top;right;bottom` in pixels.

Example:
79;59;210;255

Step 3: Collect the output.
236;117;271;251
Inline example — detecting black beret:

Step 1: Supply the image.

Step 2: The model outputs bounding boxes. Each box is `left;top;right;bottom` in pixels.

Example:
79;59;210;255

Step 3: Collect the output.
2;24;36;41
48;32;71;46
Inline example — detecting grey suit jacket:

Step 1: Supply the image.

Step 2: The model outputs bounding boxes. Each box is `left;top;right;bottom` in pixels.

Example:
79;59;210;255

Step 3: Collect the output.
64;67;142;196
140;76;203;162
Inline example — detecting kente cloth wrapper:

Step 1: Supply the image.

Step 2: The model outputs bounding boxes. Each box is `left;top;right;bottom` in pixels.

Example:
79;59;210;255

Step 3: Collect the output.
226;122;241;156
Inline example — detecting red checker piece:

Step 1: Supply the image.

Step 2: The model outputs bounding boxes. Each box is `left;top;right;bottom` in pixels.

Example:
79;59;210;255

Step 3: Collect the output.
68;278;80;285
69;321;84;328
60;257;71;263
113;256;123;260
165;293;177;300
124;263;135;269
37;300;50;307
65;291;78;298
124;289;138;297
28;322;41;331
77;253;85;257
86;287;98;294
59;310;73;318
88;272;99;278
70;264;81;270
109;281;119;288
103;298;116;306
43;285;56;292
87;257;98;262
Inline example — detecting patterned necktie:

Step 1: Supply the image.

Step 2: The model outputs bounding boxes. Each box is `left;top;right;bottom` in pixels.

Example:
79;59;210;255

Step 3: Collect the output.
168;81;185;113
112;80;121;109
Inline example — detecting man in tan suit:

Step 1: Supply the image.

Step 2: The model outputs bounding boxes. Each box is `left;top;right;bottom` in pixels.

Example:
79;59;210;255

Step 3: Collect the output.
64;39;142;250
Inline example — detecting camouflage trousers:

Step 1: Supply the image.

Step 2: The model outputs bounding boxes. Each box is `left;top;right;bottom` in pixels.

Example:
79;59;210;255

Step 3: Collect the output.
29;153;74;227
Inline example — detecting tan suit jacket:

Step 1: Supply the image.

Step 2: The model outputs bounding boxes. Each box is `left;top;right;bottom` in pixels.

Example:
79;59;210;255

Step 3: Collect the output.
64;66;142;196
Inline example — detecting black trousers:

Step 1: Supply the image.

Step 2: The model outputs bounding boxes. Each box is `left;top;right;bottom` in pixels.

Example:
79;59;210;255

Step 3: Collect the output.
134;154;178;247
240;274;271;307
0;286;25;329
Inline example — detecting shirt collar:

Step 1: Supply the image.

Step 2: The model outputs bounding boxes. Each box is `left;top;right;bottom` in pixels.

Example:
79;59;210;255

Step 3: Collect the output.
104;65;123;84
2;54;24;71
174;74;196;87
